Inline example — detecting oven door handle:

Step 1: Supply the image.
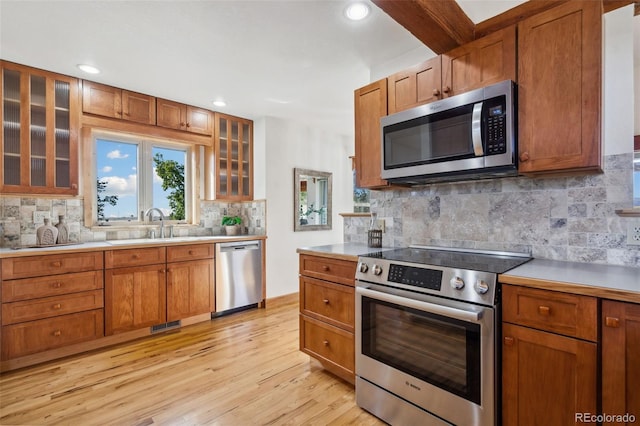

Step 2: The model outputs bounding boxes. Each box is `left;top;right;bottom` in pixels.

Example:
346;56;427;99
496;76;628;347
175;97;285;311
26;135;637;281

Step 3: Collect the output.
357;286;483;323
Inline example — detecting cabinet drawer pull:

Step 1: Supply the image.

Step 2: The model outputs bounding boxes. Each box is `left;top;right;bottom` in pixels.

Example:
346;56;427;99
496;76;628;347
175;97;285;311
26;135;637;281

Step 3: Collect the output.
53;330;62;337
322;265;330;271
52;303;61;310
605;316;620;328
538;305;550;316
323;299;330;304
188;250;193;255
323;340;329;346
132;254;140;259
52;282;62;288
504;336;514;346
51;261;62;267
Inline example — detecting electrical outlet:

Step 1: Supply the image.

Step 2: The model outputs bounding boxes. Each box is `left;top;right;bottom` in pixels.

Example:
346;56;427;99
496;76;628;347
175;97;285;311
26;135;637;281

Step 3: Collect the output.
627;222;640;246
33;211;49;224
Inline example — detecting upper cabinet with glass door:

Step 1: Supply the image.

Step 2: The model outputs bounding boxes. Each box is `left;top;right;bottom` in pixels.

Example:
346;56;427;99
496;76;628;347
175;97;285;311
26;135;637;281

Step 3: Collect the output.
1;61;79;195
214;112;253;200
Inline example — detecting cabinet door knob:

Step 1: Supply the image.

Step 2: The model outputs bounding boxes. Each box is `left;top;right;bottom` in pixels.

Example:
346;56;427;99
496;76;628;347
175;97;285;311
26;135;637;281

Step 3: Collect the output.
538;305;550;316
52;282;62;288
520;152;530;162
52;303;61;310
51;261;62;267
322;265;330;271
186;123;191;128
504;336;514;346
132;254;140;259
188;250;193;255
323;340;329;346
432;88;440;97
180;122;186;127
323;299;330;304
605;316;620;328
53;330;62;337
442;86;451;94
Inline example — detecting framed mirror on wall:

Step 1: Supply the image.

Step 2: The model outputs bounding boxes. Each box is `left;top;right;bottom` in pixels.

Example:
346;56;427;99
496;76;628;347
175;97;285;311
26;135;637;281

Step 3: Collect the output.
294;168;332;231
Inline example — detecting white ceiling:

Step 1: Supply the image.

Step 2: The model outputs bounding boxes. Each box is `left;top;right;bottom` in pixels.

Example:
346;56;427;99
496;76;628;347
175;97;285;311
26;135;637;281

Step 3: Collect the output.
1;0;603;138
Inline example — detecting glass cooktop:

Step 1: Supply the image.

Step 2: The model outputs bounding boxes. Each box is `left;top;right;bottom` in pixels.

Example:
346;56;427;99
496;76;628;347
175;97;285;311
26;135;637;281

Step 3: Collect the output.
361;246;531;274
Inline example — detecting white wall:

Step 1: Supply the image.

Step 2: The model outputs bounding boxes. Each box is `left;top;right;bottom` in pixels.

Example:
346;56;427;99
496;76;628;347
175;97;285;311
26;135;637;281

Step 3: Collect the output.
604;5;635;155
263;117;354;298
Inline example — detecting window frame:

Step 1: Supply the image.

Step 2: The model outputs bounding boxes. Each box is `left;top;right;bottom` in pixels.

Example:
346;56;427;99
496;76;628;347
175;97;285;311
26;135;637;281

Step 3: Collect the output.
85;129;195;228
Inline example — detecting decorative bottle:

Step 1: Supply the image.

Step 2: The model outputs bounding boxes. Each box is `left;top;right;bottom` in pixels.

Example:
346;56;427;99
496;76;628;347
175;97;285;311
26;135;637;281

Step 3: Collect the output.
36;218;58;246
55;215;69;244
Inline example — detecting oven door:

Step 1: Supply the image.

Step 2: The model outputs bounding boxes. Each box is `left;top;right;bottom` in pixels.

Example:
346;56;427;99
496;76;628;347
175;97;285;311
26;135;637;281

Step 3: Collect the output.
355;283;497;426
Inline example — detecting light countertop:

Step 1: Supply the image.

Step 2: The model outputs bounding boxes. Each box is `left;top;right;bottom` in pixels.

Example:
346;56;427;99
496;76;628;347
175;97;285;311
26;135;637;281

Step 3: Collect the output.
0;235;267;259
297;243;640;303
296;243;391;262
500;258;640;303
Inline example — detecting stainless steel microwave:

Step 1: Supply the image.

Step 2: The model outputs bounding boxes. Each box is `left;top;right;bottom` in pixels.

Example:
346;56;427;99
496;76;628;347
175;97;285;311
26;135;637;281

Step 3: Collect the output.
381;80;517;184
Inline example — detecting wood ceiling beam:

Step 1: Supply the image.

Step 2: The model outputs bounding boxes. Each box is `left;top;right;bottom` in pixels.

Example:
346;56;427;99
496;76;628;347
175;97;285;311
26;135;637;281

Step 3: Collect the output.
371;0;475;54
375;0;636;55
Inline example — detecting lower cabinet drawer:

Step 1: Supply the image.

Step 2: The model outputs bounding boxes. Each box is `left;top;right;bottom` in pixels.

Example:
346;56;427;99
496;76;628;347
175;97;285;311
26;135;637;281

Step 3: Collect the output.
300;315;354;374
2;290;104;325
1;309;104;360
300;276;354;332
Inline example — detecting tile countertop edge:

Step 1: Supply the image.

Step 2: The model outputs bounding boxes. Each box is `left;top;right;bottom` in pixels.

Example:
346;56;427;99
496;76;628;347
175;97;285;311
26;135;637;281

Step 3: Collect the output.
500;258;640;304
0;235;268;258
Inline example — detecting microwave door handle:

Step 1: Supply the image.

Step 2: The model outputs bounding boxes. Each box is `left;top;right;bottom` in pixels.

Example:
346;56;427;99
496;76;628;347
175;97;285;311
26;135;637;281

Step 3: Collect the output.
471;102;484;156
357;286;482;323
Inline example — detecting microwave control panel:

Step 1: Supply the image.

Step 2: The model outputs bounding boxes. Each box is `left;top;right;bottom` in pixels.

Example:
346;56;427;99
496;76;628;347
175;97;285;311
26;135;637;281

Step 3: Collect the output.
485;96;507;155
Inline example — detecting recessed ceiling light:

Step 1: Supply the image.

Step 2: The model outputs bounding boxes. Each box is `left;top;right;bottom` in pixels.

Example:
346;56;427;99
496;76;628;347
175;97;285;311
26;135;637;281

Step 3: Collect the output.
213;99;227;107
345;2;370;21
77;64;100;74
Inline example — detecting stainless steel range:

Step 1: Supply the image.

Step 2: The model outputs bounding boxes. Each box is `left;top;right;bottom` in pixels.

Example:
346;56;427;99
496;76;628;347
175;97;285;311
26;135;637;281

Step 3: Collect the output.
355;245;531;426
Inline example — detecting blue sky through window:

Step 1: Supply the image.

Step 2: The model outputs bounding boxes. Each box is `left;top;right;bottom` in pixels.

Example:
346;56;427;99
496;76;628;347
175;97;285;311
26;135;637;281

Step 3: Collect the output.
96;138;186;220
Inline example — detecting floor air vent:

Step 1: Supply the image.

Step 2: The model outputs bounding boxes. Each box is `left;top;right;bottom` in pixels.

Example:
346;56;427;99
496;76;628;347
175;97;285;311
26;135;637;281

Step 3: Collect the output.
151;320;181;334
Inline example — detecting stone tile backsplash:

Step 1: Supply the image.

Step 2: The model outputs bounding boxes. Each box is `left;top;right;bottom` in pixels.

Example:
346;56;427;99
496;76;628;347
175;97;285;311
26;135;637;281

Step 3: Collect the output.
344;154;640;267
0;198;266;248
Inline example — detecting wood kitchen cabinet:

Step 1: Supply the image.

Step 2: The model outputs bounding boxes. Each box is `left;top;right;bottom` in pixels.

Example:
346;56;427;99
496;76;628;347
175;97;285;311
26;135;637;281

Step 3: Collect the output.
441;25;516;99
104;247;167;335
517;1;602;174
0;252;104;360
214;112;253;200
387;56;442;114
82;80;156;125
299;253;356;384
501;285;598;426
157;98;213;136
602;300;640;425
1;61;79;195
166;244;214;321
354;79;388;189
387;26;515;115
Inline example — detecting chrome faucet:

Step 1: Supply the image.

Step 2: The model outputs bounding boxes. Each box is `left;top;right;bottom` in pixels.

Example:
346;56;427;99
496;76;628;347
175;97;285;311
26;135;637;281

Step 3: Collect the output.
145;208;166;238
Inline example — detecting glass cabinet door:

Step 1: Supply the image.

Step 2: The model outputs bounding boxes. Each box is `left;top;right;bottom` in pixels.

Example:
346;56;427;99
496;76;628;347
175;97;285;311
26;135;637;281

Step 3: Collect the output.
1;62;78;195
214;112;253;200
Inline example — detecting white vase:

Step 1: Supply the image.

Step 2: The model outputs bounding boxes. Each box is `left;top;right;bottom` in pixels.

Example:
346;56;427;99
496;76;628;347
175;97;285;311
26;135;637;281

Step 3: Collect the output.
225;225;239;236
55;215;69;244
36;218;58;246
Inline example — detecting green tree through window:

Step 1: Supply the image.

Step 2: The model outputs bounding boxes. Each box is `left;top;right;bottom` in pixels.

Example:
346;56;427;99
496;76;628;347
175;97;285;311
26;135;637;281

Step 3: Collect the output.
153;153;185;220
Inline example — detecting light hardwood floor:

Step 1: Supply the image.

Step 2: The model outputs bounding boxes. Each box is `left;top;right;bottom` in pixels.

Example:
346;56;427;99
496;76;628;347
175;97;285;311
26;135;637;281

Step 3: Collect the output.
0;294;384;425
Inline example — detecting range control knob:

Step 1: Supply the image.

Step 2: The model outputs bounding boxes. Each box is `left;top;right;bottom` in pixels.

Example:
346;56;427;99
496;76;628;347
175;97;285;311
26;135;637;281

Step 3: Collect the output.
475;279;490;294
450;276;465;290
372;264;383;276
358;262;369;273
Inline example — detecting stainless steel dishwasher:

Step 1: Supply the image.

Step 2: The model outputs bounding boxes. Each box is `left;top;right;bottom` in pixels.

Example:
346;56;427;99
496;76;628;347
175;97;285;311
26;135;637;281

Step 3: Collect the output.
214;240;263;316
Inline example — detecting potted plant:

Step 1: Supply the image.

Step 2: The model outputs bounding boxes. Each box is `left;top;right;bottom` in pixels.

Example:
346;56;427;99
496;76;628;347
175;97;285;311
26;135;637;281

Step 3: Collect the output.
222;215;242;235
